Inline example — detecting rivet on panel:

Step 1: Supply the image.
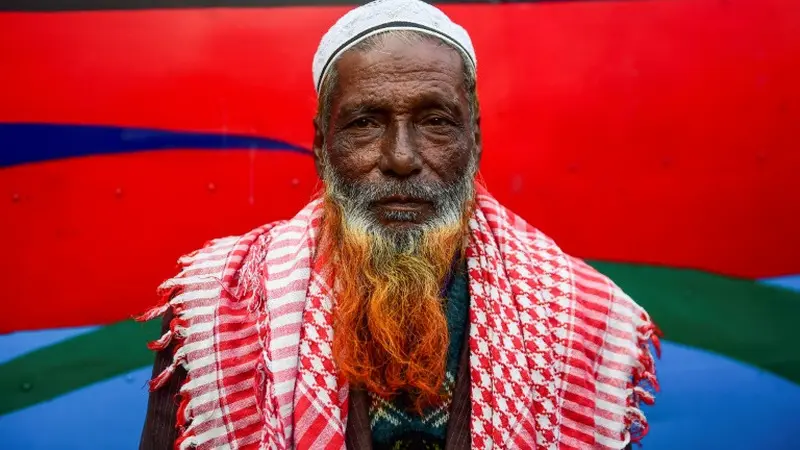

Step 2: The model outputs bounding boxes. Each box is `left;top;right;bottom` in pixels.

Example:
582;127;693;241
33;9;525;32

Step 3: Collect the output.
291;178;300;187
510;175;523;194
20;382;32;392
208;182;216;192
12;193;20;203
115;188;123;198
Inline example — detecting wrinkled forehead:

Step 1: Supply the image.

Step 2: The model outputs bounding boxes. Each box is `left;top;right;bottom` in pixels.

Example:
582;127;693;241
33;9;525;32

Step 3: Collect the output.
332;36;469;112
339;33;466;83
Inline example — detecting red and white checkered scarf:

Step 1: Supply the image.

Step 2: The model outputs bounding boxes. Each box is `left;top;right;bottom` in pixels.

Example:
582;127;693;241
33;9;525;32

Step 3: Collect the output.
141;186;659;450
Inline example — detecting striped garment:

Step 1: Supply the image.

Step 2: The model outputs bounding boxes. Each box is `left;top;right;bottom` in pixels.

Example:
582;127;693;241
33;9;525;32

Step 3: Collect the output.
139;185;660;450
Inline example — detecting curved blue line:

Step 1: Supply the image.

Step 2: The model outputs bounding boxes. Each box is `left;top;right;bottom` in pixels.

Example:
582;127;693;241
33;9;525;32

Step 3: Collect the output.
0;123;311;167
0;326;99;365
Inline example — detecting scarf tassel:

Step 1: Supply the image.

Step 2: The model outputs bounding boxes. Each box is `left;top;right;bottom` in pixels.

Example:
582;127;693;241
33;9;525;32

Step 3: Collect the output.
175;391;189;428
174;433;197;450
148;331;189;391
135;283;183;323
626;311;662;446
147;330;173;351
139;246;221;449
149;354;184;391
174;371;195;430
257;303;289;450
146;323;187;354
239;235;270;312
149;363;175;391
170;317;198;450
625;406;650;447
136;301;170;322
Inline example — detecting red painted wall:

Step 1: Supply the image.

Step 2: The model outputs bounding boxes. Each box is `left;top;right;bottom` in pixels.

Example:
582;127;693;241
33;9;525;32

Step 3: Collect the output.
1;0;798;331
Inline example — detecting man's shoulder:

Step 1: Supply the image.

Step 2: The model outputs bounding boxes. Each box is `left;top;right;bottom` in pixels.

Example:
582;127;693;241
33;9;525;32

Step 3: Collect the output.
562;252;653;345
568;255;633;314
177;231;261;271
494;199;646;317
161;200;322;300
185;234;245;261
499;210;642;325
163;220;288;284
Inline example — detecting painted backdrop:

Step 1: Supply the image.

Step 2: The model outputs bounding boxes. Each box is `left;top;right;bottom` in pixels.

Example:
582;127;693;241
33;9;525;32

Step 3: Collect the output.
1;0;799;448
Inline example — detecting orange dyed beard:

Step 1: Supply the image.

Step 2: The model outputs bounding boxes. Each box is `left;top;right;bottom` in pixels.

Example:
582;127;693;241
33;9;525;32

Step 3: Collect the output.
322;196;473;412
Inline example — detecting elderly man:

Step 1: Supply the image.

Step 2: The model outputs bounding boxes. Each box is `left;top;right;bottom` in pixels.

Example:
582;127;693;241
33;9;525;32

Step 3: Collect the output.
139;1;659;449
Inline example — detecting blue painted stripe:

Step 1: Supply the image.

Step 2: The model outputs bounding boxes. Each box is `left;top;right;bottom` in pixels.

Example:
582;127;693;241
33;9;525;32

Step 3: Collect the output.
2;341;800;449
0;326;99;365
0;366;151;450
643;341;800;449
0;123;311;167
759;275;800;293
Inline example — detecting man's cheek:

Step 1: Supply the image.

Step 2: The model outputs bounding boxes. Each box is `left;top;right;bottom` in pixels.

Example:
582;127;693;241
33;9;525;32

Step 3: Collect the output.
431;152;468;182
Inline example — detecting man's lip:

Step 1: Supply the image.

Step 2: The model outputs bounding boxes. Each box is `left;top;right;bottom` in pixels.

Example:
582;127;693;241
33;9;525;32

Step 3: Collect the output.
375;196;430;209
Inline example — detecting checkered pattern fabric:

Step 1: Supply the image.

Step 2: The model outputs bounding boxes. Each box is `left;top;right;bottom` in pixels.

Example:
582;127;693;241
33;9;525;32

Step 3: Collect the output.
140;186;659;450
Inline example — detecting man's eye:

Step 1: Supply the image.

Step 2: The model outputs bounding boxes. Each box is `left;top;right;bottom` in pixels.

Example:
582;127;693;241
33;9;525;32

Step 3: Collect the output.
350;118;375;128
423;117;452;127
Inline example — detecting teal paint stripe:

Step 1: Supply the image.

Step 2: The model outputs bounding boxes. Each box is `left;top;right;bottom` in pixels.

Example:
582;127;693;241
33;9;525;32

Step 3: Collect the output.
0;319;160;415
0;366;152;450
589;261;800;385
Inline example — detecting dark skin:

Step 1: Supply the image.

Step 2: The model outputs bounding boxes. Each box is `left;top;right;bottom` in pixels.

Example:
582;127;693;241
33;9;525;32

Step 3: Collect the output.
313;36;481;230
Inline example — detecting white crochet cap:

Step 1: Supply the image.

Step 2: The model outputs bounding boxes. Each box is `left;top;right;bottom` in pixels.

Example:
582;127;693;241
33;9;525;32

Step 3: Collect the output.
312;0;477;93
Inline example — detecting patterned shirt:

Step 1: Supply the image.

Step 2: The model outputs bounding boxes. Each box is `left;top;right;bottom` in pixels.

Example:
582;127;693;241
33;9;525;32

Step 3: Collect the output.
368;262;470;450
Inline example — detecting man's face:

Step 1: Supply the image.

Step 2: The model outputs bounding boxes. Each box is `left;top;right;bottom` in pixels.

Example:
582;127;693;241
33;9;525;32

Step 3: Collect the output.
314;34;480;247
315;33;480;405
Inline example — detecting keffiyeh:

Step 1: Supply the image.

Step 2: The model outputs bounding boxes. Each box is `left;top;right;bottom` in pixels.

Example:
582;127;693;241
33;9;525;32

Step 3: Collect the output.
140;186;660;450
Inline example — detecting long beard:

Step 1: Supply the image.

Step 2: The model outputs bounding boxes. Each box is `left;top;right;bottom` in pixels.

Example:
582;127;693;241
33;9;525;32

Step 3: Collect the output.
320;155;476;411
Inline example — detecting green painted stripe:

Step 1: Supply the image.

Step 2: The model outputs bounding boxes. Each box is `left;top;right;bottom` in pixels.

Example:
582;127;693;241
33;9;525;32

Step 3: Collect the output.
0;319;159;415
1;262;799;415
589;261;800;385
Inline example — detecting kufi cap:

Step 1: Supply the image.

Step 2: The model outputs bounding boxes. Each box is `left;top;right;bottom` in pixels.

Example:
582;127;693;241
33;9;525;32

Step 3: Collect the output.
312;0;477;93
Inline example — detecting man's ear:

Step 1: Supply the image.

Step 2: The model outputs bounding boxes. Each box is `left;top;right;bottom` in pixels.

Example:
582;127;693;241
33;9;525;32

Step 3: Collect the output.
473;113;482;163
313;117;325;178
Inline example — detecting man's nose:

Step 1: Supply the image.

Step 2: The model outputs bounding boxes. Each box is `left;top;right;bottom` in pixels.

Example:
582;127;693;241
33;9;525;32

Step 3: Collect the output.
378;121;422;178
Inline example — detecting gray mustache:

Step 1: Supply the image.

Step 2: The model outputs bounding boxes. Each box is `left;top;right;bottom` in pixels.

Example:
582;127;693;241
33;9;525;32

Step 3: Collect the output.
339;179;452;206
366;182;442;202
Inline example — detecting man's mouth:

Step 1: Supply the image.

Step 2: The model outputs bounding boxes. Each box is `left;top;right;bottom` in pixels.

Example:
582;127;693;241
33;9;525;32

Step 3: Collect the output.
375;195;431;211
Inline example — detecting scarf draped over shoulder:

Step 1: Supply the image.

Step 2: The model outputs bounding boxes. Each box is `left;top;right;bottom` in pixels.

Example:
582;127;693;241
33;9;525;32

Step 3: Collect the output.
138;186;660;450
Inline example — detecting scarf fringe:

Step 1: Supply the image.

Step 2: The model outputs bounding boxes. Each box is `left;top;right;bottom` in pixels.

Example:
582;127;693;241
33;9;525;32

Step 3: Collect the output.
174;433;197;450
626;310;662;446
257;329;286;449
136;253;205;450
147;330;173;351
238;234;270;310
136;301;170;322
250;230;288;449
173;371;198;450
256;358;288;449
146;320;190;391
